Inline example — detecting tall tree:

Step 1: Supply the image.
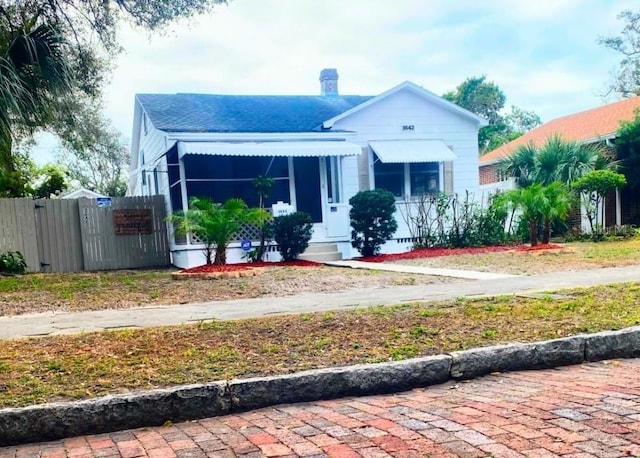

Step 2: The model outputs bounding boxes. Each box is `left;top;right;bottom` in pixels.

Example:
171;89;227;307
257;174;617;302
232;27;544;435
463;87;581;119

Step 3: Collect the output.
0;8;73;174
57;102;128;196
599;10;640;97
444;76;541;153
0;0;228;188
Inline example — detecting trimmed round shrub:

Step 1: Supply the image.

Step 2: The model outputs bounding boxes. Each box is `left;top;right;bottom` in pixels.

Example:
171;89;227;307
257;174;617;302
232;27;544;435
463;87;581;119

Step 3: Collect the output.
349;189;398;257
273;211;313;261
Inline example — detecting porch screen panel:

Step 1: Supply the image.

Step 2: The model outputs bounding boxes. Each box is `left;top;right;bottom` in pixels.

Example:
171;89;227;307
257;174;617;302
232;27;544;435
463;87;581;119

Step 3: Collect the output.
183;155;290;207
166;145;183;213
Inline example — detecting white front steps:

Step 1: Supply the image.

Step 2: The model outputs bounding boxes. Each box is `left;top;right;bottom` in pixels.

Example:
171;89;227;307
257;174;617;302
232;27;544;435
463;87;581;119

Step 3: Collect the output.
298;243;343;263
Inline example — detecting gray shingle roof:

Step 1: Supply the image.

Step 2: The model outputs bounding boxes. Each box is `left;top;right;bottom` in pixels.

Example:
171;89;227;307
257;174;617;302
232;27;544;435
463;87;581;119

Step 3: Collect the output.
136;93;374;133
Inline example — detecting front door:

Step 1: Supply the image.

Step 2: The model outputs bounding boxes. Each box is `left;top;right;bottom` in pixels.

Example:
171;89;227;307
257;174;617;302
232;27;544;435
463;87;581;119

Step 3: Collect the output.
321;156;351;238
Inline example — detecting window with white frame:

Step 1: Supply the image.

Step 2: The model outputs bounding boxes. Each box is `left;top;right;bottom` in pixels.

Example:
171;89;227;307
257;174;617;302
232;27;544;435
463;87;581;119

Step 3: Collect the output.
373;155;439;198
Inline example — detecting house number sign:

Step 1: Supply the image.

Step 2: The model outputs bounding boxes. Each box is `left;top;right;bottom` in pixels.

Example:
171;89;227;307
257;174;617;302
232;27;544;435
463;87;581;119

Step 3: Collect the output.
402;125;415;131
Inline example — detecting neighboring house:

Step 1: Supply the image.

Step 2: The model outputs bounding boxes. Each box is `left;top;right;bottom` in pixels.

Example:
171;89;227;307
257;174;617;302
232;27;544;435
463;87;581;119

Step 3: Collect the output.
479;96;640;228
129;69;487;268
60;188;108;199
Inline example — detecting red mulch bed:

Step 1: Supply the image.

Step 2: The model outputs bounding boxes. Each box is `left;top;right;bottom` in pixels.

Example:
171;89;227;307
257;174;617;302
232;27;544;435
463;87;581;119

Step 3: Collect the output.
181;244;564;272
181;259;320;273
360;244;563;263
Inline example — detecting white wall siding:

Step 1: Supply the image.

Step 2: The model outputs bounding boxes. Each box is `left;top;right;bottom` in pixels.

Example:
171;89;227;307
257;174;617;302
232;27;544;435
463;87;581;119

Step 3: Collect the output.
135;115;169;197
331;89;481;200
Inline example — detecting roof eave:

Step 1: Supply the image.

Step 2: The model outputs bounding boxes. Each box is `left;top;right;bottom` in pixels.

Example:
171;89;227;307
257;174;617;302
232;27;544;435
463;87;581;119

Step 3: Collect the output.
479;132;619;166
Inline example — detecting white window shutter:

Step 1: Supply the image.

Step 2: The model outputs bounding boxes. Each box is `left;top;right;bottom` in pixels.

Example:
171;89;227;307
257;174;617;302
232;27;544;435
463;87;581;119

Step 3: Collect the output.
443;161;454;195
359;146;370;191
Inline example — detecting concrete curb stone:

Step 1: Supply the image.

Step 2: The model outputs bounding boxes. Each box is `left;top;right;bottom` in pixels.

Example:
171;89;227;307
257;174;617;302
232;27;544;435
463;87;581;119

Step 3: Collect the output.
0;327;637;446
450;336;586;379
229;354;452;412
585;325;640;361
0;382;230;446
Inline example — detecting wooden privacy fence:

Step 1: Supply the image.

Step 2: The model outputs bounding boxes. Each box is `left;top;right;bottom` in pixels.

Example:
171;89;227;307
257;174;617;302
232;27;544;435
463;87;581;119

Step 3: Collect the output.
0;196;170;273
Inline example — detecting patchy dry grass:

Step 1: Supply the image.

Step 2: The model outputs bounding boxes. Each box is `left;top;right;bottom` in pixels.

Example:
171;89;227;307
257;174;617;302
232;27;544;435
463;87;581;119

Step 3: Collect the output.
1;281;640;408
2;239;640;315
397;238;640;275
0;267;454;316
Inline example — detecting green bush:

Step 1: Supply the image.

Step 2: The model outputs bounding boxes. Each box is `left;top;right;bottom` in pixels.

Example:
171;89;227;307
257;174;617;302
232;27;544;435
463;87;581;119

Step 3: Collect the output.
350;189;398;257
273;212;313;261
0;251;27;275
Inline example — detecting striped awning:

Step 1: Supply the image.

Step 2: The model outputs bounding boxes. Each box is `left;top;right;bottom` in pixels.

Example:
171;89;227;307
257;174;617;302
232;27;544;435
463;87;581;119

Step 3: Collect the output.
177;141;361;158
369;140;456;163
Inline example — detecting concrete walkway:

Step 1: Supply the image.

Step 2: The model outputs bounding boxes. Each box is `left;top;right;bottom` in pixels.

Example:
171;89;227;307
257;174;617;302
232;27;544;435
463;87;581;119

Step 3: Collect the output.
3;359;640;457
326;260;520;280
2;264;640;340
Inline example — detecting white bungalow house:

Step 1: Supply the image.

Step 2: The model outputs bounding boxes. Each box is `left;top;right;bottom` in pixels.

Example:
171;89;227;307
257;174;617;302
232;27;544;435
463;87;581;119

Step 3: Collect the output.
129;69;487;268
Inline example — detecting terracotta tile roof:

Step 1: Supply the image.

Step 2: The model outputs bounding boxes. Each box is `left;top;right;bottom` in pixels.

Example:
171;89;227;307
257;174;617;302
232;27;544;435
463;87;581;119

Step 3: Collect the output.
480;96;640;164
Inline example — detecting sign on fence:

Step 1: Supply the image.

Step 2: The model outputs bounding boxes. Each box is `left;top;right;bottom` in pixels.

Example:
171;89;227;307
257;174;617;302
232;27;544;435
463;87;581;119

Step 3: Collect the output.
113;209;153;235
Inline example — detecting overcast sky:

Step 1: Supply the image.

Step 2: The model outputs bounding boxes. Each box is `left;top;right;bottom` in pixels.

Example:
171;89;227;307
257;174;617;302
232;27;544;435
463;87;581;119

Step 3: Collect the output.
33;0;638;163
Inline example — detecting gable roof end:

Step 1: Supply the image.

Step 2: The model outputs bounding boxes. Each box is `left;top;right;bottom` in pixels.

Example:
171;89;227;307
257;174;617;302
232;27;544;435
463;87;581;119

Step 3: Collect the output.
322;81;488;129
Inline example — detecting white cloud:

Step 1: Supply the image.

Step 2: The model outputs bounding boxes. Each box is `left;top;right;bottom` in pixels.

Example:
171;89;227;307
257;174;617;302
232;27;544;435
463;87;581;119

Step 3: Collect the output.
34;0;640;162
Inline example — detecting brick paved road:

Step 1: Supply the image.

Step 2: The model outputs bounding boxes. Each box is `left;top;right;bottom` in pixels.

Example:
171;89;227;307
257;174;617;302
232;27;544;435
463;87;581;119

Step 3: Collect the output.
2;359;640;457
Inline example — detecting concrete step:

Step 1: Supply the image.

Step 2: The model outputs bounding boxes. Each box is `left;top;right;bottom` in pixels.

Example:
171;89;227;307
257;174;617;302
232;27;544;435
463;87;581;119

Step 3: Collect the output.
303;243;339;254
299;244;343;262
298;251;343;263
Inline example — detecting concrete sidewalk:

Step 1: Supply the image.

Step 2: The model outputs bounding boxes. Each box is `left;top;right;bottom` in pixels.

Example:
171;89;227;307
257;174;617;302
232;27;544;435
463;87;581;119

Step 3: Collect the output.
326;260;519;280
1;264;640;340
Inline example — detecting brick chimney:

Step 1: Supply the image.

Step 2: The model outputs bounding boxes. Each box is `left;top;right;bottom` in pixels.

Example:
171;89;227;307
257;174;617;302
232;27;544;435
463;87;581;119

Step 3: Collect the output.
320;68;339;96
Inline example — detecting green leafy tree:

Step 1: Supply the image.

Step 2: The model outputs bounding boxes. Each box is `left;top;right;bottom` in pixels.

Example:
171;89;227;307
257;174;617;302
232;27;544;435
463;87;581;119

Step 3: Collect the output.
573;170;627;237
57;103;128;196
349;189;398;257
169;197;269;265
598;10;640;97
616;112;640;195
444;76;541;153
1;0;227;188
33;164;68;198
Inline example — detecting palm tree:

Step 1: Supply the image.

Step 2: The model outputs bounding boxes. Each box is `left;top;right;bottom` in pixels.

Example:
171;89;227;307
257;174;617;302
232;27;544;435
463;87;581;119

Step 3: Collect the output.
169;197;270;265
539;182;573;244
499;136;615;241
500;141;537;187
0;12;71;173
499;135;615;188
504;184;546;246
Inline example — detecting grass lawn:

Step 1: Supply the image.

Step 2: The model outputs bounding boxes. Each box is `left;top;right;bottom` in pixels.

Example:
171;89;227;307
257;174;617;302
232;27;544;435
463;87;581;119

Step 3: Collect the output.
0;266;453;316
1;281;640;408
397;237;640;275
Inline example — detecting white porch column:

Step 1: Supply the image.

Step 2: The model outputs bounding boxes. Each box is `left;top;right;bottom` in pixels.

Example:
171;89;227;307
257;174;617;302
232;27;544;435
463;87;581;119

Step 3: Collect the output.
178;156;190;244
288;157;297;208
